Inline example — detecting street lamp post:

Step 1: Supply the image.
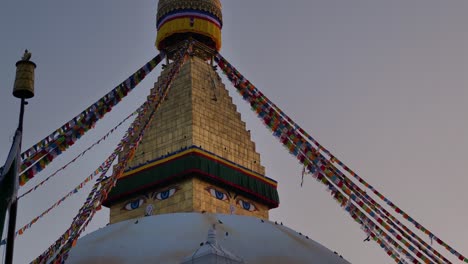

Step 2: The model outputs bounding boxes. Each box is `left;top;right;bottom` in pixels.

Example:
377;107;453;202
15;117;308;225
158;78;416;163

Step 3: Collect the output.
5;50;36;264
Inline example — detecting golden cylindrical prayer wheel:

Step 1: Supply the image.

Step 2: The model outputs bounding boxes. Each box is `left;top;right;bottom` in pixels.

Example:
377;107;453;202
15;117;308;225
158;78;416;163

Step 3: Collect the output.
13;60;36;99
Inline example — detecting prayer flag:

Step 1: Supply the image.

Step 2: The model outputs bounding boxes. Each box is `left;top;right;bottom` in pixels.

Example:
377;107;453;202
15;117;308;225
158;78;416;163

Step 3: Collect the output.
0;130;22;236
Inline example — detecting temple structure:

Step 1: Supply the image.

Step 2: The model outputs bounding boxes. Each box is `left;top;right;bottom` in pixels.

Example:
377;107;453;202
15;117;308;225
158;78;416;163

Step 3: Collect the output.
103;0;278;223
67;1;350;263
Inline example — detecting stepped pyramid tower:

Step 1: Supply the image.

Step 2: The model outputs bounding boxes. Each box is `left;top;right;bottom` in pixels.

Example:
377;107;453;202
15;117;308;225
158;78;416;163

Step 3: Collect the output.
68;1;350;263
102;0;279;223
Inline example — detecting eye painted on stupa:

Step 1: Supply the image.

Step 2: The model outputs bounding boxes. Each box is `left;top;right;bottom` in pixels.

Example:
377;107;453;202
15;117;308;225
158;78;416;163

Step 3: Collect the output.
124;198;145;211
205;187;229;201
237;199;257;212
154;187;178;201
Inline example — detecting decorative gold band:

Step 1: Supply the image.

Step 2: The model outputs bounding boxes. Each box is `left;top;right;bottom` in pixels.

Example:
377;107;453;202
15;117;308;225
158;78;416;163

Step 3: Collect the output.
156;17;222;50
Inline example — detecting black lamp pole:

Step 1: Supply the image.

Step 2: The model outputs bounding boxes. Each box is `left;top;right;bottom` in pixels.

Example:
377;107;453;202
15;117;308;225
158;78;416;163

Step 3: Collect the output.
4;99;27;264
4;50;36;264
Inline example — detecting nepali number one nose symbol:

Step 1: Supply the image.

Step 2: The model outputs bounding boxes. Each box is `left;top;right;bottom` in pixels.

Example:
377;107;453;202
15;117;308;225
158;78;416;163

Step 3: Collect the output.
145;204;154;216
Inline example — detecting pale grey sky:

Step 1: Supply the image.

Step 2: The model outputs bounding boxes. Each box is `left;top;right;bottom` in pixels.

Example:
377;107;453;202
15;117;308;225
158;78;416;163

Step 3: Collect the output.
0;1;467;263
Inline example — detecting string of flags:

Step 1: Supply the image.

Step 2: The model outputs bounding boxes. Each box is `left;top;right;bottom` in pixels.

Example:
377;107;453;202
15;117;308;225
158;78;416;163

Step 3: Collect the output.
291;130;464;261
16;40;463;263
308;166;413;263
346;202;416;263
214;57;422;263
17;52;165;187
346;200;407;263
16;157;113;240
215;51;465;263
18;111;137;200
0;110;138;246
232;62;467;263
31;44;189;264
306;149;447;263
325;163;447;264
216;53;450;262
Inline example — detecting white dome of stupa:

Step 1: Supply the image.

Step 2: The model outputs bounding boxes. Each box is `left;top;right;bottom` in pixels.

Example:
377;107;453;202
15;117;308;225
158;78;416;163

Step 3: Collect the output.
67;213;350;264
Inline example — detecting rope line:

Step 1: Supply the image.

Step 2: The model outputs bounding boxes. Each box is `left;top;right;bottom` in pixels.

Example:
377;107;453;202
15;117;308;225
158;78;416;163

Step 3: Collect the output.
0;110;138;246
31;44;189;264
215;51;465;263
16;53;165;187
325;162;448;263
18;111;138;200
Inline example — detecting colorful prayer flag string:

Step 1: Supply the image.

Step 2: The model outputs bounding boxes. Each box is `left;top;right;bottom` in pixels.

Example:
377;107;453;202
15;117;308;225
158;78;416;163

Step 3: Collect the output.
0;109;140;246
224;59;467;262
322;159;448;263
215;51;466;263
18;110;137;200
31;44;189;264
16;52;165;187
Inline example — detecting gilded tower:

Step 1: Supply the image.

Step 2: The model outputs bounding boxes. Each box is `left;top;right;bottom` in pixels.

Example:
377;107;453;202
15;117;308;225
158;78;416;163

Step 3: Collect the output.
103;0;279;223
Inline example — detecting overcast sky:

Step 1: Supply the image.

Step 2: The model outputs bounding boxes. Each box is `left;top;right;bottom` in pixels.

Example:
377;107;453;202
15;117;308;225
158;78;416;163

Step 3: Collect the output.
0;1;467;263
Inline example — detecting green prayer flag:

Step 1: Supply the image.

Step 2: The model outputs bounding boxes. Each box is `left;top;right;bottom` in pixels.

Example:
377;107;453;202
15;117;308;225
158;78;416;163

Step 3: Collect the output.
0;130;21;237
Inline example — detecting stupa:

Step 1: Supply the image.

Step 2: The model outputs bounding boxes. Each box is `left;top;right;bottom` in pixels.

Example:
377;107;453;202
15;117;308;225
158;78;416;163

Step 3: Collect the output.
67;1;350;263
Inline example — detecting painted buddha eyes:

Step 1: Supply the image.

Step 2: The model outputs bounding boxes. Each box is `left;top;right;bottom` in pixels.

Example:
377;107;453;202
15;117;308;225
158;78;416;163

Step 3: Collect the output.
205;187;257;212
155;188;177;201
238;199;257;212
123;187;178;211
206;188;229;201
124;198;145;211
124;186;258;213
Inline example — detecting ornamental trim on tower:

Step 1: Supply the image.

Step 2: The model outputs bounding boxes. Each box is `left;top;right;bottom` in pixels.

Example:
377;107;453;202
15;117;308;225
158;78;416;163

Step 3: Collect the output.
157;0;223;22
156;0;223;51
